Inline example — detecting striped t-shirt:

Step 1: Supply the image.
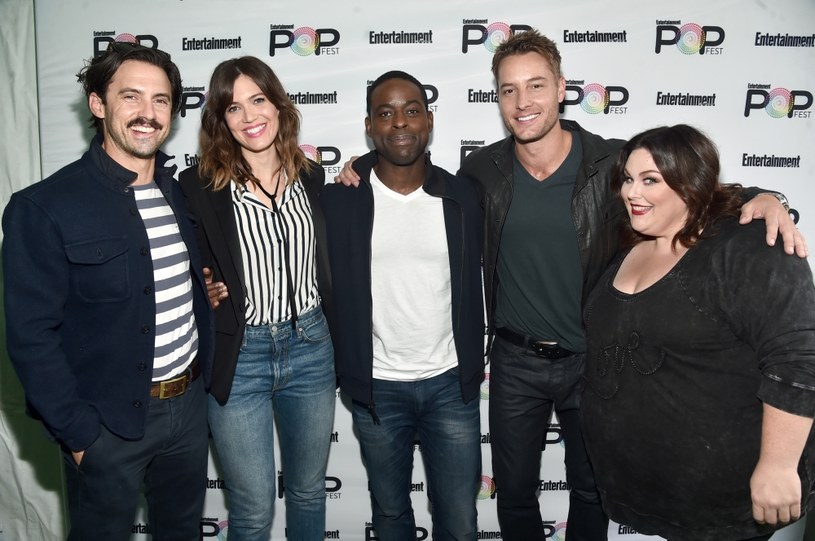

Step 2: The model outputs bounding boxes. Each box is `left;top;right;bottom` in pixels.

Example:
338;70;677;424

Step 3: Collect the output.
232;179;319;326
132;182;199;381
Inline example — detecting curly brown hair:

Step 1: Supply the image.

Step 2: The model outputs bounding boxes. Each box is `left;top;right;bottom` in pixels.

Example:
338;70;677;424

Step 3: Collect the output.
611;124;743;250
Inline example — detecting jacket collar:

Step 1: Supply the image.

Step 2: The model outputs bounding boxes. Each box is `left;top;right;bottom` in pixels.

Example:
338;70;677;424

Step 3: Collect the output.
352;150;442;196
87;133;178;190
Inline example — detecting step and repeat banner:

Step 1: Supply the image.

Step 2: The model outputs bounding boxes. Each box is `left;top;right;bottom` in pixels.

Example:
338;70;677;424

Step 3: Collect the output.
13;0;815;539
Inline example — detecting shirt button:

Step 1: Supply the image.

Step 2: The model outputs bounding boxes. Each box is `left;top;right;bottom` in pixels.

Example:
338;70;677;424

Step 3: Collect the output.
140;247;149;256
142;325;150;334
143;286;152;294
132;400;142;408
137;362;147;371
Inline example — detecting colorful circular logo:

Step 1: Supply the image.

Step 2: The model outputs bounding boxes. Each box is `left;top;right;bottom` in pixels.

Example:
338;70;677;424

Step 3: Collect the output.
115;33;138;44
477;475;496;500
299;144;321;163
484;22;511;52
677;23;705;54
579;83;608;114
550;521;568;541
214;520;229;541
480;372;490;400
765;87;793;118
292;27;318;56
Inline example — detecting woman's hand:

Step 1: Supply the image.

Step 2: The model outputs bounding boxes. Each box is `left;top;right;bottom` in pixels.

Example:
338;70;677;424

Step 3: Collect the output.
750;459;801;524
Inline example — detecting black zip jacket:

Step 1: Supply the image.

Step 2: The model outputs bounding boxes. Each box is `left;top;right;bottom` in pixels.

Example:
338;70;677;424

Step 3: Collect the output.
320;151;485;407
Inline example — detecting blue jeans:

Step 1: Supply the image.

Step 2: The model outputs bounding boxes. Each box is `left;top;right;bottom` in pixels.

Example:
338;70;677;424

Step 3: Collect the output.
208;305;336;541
352;367;481;541
489;335;607;541
64;376;208;541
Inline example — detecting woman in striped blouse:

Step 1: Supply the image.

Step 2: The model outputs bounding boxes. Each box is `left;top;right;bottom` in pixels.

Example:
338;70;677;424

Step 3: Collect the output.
179;56;335;541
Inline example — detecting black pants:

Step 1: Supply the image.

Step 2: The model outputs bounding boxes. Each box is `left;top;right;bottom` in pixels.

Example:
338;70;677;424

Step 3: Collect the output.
489;335;607;541
63;377;208;541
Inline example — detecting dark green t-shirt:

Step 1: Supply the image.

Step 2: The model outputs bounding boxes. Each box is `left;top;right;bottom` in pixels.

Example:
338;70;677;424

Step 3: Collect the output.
494;134;585;353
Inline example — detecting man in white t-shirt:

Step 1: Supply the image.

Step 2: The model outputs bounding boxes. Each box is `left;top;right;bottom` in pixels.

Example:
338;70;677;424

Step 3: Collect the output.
321;71;485;540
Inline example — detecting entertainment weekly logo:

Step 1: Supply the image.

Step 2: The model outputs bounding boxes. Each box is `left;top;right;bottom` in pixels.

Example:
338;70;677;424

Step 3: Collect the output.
461;20;532;53
654;20;725;54
300;144;342;175
561;81;629;115
744;83;813;118
269;24;340;56
91;31;159;57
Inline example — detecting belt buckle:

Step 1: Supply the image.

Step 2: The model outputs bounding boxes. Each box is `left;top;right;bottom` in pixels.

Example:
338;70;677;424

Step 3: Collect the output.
158;373;188;399
531;340;558;358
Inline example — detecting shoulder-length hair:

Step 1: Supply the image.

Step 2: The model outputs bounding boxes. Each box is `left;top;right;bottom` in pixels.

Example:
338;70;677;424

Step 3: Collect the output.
610;124;743;249
199;56;311;190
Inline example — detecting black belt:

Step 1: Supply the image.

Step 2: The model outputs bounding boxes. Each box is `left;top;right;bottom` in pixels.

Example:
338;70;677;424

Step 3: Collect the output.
496;328;575;360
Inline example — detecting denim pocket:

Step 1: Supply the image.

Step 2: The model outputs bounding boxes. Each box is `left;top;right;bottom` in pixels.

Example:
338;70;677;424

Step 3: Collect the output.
298;313;331;343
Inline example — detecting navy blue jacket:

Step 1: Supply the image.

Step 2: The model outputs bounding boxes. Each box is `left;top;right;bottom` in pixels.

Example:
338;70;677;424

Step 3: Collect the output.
2;135;214;452
321;151;485;406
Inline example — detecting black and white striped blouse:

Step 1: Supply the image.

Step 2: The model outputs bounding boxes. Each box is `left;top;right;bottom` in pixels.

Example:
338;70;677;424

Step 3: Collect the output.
232;179;319;326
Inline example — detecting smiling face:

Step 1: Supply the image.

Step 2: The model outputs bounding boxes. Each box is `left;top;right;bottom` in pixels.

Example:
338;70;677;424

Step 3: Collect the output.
89;60;173;167
621;148;689;240
496;52;565;145
224;74;280;159
365;77;433;167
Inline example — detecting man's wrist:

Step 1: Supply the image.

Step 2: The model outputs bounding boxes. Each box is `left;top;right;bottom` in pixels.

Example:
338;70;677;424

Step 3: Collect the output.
765;191;790;212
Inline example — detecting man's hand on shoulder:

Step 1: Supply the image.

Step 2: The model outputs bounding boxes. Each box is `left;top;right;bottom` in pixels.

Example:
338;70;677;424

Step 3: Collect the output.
333;156;361;187
740;193;808;258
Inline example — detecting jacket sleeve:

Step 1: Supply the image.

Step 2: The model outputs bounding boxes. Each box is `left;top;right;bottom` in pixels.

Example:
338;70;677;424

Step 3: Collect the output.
178;167;214;271
705;221;815;418
2;194;101;451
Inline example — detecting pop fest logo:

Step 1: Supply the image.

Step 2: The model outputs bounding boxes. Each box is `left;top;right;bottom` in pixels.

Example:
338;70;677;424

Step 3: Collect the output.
480;372;490;400
477;475;496;500
92;32;159;57
561;83;629;114
461;22;532;53
199;519;229;540
270;26;340;56
300;144;341;166
180;89;207;118
655;22;725;54
744;87;813;118
544;522;568;540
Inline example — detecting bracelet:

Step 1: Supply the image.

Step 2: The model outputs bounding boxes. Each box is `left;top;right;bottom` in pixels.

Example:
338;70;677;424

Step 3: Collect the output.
767;191;790;212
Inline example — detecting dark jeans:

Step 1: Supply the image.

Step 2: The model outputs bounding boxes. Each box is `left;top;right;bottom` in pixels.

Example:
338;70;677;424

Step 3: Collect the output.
489;335;607;541
63;376;208;541
352;367;481;541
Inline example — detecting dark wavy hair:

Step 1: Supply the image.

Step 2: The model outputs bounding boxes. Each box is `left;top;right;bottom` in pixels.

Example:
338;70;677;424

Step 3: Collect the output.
199;56;310;191
491;28;562;81
77;42;182;133
611;124;743;249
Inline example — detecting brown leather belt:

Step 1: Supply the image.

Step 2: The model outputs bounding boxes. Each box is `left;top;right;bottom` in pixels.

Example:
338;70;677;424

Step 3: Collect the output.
149;359;200;399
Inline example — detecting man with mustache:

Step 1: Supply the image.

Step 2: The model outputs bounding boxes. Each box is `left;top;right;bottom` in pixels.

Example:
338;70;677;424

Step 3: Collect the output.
321;71;484;539
3;42;213;540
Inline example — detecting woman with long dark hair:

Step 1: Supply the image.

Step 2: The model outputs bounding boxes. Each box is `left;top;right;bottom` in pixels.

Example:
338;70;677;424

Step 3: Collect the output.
179;56;334;541
581;124;815;541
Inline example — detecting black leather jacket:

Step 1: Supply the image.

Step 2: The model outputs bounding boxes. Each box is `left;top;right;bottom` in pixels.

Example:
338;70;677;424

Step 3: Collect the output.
457;119;626;337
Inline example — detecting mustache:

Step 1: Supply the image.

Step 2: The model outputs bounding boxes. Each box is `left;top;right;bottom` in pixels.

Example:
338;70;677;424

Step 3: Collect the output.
127;117;163;130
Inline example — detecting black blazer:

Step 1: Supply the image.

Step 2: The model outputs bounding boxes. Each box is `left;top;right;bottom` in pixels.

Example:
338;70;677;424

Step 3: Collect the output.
178;160;333;404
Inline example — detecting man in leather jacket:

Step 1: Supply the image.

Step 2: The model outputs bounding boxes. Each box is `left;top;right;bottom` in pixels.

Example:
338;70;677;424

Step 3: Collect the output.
457;28;804;541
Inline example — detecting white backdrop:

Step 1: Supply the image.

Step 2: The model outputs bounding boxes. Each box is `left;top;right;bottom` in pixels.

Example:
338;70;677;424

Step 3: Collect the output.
1;0;813;539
